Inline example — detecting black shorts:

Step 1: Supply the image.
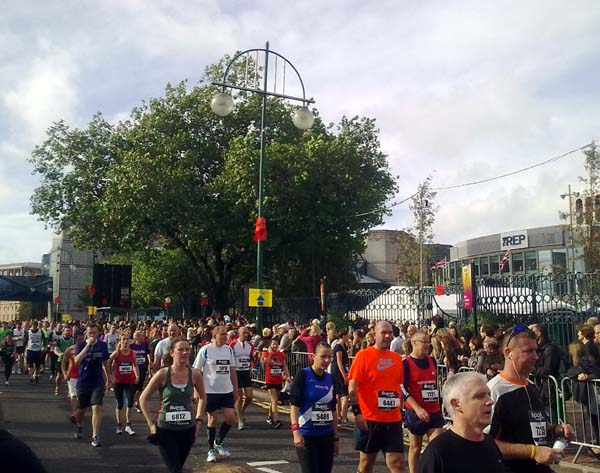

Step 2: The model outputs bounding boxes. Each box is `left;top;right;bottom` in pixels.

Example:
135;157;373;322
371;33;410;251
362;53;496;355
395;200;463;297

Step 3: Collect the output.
26;350;42;368
77;384;105;409
266;383;282;391
236;370;252;389
333;375;348;397
404;409;445;436
206;392;235;413
354;420;404;454
15;346;24;354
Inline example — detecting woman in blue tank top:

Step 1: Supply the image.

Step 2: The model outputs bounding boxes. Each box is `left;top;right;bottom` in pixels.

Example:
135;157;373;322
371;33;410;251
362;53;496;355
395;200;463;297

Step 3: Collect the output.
290;342;339;473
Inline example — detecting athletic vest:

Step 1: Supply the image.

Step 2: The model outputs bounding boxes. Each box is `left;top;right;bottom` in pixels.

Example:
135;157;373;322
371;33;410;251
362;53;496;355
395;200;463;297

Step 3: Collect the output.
404;355;440;413
13;329;24;347
130;343;149;368
298;367;335;437
157;367;194;430
113;350;137;384
264;351;285;384
232;340;254;371
1;341;14;355
58;336;74;361
27;330;43;351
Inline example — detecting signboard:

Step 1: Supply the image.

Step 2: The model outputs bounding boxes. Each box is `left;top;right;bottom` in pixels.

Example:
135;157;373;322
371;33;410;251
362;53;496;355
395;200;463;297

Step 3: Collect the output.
462;264;475;310
248;288;273;308
87;306;97;316
500;230;528;250
61;313;72;322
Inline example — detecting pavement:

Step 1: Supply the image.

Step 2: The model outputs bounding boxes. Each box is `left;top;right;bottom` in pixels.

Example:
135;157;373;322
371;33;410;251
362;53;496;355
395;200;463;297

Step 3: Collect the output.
1;373;599;472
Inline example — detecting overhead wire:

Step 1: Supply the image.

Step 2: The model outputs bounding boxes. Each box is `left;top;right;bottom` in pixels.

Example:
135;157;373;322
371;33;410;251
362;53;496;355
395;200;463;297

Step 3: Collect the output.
340;140;595;219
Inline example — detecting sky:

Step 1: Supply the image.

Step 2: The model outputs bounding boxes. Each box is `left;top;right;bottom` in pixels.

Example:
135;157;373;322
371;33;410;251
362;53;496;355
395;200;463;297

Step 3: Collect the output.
2;1;600;263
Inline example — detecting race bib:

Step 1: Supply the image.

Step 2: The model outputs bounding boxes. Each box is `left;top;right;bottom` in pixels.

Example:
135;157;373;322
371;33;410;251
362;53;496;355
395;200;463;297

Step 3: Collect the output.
165;411;192;423
238;357;251;369
16;340;23;347
377;390;400;411
136;356;146;365
529;410;547;444
311;409;333;424
119;363;133;374
421;383;439;402
270;365;282;376
30;341;40;350
216;359;230;375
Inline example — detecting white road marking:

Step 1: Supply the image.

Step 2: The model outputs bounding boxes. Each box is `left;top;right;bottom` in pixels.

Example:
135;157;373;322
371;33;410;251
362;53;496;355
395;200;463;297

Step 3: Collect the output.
256;468;286;473
247;460;289;466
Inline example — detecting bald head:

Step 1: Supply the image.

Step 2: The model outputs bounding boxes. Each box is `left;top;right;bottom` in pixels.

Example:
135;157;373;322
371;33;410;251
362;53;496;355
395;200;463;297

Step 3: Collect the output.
167;324;180;339
374;321;393;350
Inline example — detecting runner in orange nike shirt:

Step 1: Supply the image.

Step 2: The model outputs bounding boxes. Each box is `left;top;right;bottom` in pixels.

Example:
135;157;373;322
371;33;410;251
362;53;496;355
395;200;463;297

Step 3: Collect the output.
348;320;405;473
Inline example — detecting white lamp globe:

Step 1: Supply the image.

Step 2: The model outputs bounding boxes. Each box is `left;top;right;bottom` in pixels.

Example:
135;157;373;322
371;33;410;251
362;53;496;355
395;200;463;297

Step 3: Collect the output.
210;93;234;117
292;107;314;130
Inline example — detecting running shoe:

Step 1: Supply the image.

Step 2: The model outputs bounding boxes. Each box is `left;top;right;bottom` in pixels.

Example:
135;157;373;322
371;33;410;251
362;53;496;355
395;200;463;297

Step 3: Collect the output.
70;412;77;424
125;424;135;436
116;424;123;434
4;381;8;385
74;425;83;439
34;376;39;383
134;404;142;413
206;448;217;463
29;377;35;384
54;387;60;396
49;374;54;381
266;416;273;425
214;442;231;457
237;419;245;430
273;420;282;429
91;436;102;447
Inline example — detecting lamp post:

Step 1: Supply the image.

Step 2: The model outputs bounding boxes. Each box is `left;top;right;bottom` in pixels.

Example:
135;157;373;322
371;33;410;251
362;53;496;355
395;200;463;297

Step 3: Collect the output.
561;185;580;273
211;41;315;331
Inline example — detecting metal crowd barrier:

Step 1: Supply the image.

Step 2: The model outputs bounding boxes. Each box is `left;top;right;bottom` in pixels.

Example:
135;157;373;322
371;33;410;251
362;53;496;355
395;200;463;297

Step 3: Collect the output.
560;377;600;463
250;351;312;385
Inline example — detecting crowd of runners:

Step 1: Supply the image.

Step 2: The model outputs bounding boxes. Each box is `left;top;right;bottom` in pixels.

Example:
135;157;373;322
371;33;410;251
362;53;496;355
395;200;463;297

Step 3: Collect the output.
1;313;599;472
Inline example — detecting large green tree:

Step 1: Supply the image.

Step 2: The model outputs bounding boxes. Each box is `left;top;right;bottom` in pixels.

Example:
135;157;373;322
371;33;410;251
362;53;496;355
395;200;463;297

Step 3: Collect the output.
29;56;397;312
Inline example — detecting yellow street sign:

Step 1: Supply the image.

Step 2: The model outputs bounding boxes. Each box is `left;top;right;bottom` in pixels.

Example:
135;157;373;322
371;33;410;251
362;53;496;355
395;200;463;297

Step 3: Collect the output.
248;288;273;308
87;306;97;316
61;313;72;322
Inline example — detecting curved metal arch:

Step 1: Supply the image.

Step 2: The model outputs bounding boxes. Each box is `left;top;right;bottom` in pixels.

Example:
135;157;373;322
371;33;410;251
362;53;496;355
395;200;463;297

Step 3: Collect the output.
220;43;310;103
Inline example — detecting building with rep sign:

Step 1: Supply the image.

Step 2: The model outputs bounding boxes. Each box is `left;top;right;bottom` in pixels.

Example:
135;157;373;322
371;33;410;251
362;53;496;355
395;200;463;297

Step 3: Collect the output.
443;224;584;285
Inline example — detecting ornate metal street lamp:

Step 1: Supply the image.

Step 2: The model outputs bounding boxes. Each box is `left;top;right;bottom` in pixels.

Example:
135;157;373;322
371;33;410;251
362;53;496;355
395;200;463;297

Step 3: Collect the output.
211;42;315;330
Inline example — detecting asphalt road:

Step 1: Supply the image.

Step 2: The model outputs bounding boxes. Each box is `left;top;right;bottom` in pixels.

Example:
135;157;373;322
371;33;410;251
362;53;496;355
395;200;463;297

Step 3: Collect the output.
0;373;594;472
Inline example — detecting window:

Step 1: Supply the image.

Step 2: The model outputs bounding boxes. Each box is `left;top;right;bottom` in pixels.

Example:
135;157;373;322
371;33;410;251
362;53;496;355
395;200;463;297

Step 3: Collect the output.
552;249;567;273
525;251;537;273
473;258;479;276
449;262;456;282
480;256;490;276
512;252;524;273
490;255;499;275
539;250;552;273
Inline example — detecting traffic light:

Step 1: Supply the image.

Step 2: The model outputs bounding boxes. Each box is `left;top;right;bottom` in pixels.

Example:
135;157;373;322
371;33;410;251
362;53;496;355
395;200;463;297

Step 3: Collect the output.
253;216;267;242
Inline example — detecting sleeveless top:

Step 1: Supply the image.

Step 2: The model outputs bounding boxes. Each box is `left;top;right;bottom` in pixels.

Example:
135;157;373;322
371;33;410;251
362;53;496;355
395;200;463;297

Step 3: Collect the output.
297;367;335;437
403;355;440;413
157;367;194;430
113;349;137;384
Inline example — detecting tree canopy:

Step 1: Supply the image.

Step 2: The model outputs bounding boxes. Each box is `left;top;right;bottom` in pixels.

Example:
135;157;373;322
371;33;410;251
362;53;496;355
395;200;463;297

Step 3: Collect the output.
29;56;397;312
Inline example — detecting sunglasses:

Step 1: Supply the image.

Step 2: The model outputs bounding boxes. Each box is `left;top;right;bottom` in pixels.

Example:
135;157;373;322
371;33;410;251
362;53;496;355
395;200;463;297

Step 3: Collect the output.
505;324;530;347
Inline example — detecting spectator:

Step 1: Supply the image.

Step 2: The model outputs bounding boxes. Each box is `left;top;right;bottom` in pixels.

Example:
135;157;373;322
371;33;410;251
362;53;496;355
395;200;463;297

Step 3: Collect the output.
578;324;600;361
350;329;364;357
256;328;272;352
300;321;324;356
476;337;503;379
567;340;600;456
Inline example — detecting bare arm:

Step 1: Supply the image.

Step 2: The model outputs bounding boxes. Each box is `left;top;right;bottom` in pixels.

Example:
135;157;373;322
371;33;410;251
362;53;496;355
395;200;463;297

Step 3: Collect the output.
494;439;558;465
336;350;347;379
140;369;166;433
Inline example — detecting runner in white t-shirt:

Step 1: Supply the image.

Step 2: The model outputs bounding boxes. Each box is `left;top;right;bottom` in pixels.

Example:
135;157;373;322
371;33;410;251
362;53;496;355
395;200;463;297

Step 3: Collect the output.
153;324;180;371
193;325;238;463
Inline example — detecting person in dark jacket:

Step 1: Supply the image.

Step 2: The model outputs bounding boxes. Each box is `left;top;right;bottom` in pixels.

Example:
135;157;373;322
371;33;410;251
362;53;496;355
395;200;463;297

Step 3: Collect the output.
567;340;600;456
530;324;564;423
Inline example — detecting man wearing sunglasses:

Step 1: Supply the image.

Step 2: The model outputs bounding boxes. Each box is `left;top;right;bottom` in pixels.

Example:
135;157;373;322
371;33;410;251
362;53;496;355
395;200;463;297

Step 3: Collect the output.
487;325;573;472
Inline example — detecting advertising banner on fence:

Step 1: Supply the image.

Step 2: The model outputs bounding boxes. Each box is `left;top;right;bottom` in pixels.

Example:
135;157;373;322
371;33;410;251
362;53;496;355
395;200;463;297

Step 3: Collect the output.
462;264;474;310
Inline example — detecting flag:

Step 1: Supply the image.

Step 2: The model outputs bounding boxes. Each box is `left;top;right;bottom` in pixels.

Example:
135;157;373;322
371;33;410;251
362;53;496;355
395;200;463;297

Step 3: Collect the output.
499;250;510;272
431;257;447;271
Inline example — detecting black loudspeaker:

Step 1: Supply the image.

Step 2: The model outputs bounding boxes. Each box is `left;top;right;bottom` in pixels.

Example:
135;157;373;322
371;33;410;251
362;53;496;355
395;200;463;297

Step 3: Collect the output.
93;264;132;308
